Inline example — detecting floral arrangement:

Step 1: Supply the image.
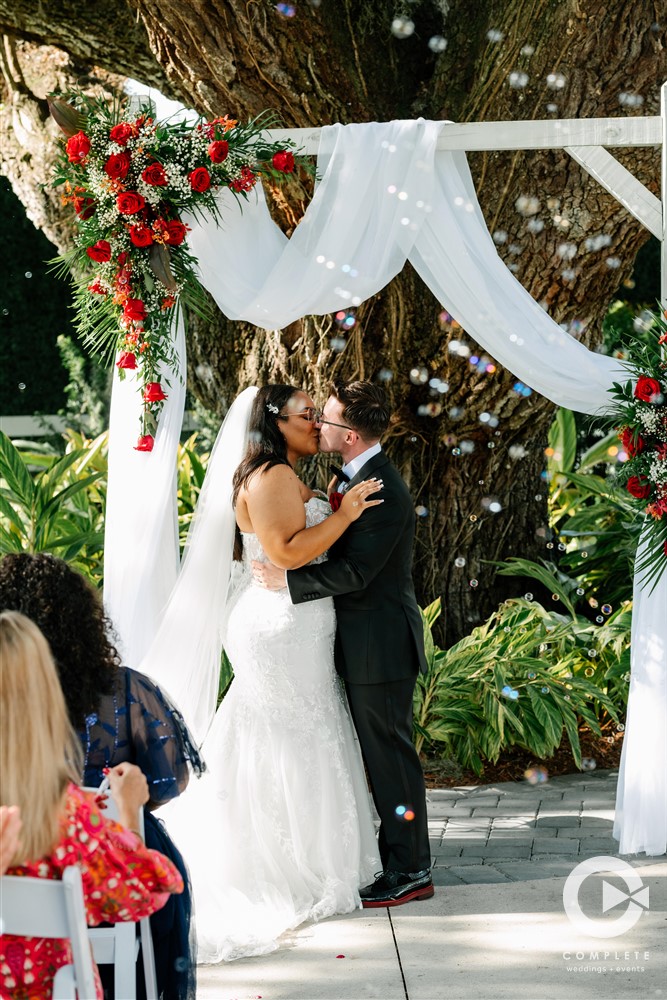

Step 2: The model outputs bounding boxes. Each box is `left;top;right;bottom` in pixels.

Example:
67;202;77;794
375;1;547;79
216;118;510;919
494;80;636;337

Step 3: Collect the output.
49;93;301;450
610;306;667;589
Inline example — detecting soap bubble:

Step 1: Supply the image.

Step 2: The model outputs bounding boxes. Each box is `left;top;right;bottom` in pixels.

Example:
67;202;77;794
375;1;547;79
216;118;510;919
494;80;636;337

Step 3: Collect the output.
601;604;612;615
392;17;415;37
516;195;540;216
487;29;504;41
525;766;548;785
409;366;429;384
469;578;479;588
557;242;577;260
581;758;597;771
493;230;508;244
526;218;544;234
275;2;296;15
428;35;448;52
546;72;566;89
454;556;466;568
509;71;529;89
415;505;429;517
501;685;519;700
618;92;644;108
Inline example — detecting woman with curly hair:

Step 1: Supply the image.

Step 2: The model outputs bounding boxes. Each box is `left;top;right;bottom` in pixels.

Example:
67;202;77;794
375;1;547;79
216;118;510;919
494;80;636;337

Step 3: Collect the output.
0;552;202;1000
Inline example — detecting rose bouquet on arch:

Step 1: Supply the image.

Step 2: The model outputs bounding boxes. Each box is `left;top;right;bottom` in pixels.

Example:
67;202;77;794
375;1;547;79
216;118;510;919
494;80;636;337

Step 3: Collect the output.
48;92;302;450
609;306;667;589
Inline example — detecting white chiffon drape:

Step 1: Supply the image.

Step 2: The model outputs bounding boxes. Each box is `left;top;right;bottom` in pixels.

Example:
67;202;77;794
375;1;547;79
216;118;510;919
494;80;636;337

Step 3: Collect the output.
103;118;666;857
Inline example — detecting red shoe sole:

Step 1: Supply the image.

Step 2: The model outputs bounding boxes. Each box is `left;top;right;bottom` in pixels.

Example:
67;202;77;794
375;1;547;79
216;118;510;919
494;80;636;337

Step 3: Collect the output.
361;885;435;908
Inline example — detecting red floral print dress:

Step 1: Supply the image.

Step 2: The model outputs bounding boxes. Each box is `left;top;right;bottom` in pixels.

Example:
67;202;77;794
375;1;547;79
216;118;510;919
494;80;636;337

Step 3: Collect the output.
0;784;183;999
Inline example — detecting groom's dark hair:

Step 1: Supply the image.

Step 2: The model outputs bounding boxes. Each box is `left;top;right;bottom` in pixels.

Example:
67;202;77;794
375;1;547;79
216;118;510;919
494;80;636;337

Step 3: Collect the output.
331;381;390;441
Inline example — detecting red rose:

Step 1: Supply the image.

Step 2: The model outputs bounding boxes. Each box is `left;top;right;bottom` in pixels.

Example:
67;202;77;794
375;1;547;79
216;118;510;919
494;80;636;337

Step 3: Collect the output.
116;191;146;215
619;427;645;456
129;224;154;247
123;298;146;322
626;475;652;500
142;162;168;187
116;351;137;370
664;539;667;558
73;196;96;219
208;140;229;163
272;150;295;173
634;376;663;403
104;152;131;180
143;382;167;403
86;240;112;263
110;122;134;146
134;434;154;452
66;131;91;164
188;167;211;193
162;220;187;246
329;491;344;512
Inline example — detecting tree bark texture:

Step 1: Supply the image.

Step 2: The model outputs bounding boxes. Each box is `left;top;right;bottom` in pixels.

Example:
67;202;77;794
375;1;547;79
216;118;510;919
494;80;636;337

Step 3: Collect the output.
1;0;665;642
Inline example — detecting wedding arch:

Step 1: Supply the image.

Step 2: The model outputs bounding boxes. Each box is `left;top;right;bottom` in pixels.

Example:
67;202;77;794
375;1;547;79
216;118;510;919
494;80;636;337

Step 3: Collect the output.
104;85;667;857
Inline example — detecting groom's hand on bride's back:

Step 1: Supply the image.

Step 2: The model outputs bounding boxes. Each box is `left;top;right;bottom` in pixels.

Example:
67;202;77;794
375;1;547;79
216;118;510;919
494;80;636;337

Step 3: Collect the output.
252;560;288;590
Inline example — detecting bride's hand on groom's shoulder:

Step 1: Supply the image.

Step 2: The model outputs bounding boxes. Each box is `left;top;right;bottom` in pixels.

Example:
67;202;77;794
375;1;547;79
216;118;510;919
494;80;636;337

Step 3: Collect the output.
252;560;288;591
339;479;384;523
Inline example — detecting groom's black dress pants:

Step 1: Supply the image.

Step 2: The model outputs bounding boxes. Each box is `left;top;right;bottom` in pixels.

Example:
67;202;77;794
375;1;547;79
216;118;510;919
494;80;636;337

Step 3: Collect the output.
345;676;431;875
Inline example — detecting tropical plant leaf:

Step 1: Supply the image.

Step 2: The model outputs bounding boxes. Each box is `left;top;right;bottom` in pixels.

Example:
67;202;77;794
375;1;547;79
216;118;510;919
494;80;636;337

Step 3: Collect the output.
0;432;35;508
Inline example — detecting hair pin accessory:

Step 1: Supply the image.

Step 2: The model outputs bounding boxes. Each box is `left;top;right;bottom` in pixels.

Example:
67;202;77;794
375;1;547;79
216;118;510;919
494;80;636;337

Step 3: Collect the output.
266;402;279;414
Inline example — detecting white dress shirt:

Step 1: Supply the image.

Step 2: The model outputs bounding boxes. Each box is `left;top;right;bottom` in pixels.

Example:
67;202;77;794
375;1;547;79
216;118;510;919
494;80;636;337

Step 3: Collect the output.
341;442;382;483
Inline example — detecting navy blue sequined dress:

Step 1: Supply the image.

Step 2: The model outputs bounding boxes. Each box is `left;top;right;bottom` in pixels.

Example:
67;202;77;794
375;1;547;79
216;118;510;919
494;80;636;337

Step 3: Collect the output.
80;665;204;1000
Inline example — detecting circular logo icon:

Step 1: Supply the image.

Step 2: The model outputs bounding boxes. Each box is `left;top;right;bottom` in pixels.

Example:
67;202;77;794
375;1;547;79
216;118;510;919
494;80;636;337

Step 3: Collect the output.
563;855;649;938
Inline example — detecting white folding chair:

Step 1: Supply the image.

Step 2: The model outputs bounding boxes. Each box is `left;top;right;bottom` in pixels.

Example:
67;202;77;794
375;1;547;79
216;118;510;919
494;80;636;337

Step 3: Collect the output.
0;864;98;1000
84;789;158;1000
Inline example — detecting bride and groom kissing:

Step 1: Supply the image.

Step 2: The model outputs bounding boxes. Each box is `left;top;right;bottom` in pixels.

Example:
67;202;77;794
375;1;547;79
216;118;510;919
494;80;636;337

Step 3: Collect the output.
162;379;433;963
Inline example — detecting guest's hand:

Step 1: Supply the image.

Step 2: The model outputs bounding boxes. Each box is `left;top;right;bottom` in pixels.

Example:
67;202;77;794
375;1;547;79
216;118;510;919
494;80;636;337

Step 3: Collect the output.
0;805;22;874
108;762;149;838
252;560;288;591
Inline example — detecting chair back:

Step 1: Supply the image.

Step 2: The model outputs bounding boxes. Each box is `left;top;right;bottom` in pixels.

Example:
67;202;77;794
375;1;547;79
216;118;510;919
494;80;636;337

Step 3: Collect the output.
0;864;97;1000
84;788;158;1000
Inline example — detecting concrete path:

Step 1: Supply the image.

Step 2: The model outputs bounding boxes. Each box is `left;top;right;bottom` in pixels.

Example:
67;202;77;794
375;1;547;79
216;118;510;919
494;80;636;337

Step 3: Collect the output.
196;769;666;1000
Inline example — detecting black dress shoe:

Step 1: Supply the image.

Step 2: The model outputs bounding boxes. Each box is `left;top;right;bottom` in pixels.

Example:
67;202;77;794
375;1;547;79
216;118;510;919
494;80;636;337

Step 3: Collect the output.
360;869;434;908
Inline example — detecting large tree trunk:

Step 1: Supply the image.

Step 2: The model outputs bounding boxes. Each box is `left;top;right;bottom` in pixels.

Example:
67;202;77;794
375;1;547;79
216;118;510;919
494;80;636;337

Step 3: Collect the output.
1;0;664;642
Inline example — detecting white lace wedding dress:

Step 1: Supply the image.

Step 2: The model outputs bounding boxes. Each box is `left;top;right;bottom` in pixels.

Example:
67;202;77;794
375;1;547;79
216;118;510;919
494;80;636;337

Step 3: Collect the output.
162;496;380;963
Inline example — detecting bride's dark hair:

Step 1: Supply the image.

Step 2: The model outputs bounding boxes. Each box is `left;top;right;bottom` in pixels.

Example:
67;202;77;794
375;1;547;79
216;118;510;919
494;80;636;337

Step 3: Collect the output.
231;384;301;506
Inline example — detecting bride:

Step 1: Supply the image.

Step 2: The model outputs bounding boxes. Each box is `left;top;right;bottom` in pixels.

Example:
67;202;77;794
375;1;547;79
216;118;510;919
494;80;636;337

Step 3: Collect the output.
150;384;383;963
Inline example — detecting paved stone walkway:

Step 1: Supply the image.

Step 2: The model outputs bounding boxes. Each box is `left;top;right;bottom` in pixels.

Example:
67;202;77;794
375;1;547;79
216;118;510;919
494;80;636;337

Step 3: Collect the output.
428;768;663;885
197;769;667;999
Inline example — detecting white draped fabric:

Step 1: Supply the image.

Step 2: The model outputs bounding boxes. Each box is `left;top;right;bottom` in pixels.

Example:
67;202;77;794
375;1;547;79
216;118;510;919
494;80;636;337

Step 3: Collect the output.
104;316;186;667
103;118;666;856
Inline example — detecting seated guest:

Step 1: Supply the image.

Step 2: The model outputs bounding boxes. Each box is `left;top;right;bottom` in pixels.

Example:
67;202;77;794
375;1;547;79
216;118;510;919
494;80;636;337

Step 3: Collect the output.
0;611;184;1000
0;553;203;1000
0;806;21;875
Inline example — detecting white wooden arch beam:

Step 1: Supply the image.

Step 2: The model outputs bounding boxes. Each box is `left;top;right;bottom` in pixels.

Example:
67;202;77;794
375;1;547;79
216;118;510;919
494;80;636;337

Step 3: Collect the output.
267;77;667;303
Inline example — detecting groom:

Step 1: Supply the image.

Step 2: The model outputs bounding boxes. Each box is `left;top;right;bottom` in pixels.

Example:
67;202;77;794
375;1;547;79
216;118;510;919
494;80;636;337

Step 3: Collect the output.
254;380;433;906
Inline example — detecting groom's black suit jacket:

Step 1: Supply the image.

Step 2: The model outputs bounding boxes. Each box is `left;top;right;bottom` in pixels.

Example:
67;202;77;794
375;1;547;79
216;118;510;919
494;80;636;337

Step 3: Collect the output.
287;450;427;683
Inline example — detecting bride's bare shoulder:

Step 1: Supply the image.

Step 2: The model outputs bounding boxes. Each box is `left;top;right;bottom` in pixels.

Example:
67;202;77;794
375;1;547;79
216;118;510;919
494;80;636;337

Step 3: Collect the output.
245;463;300;493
